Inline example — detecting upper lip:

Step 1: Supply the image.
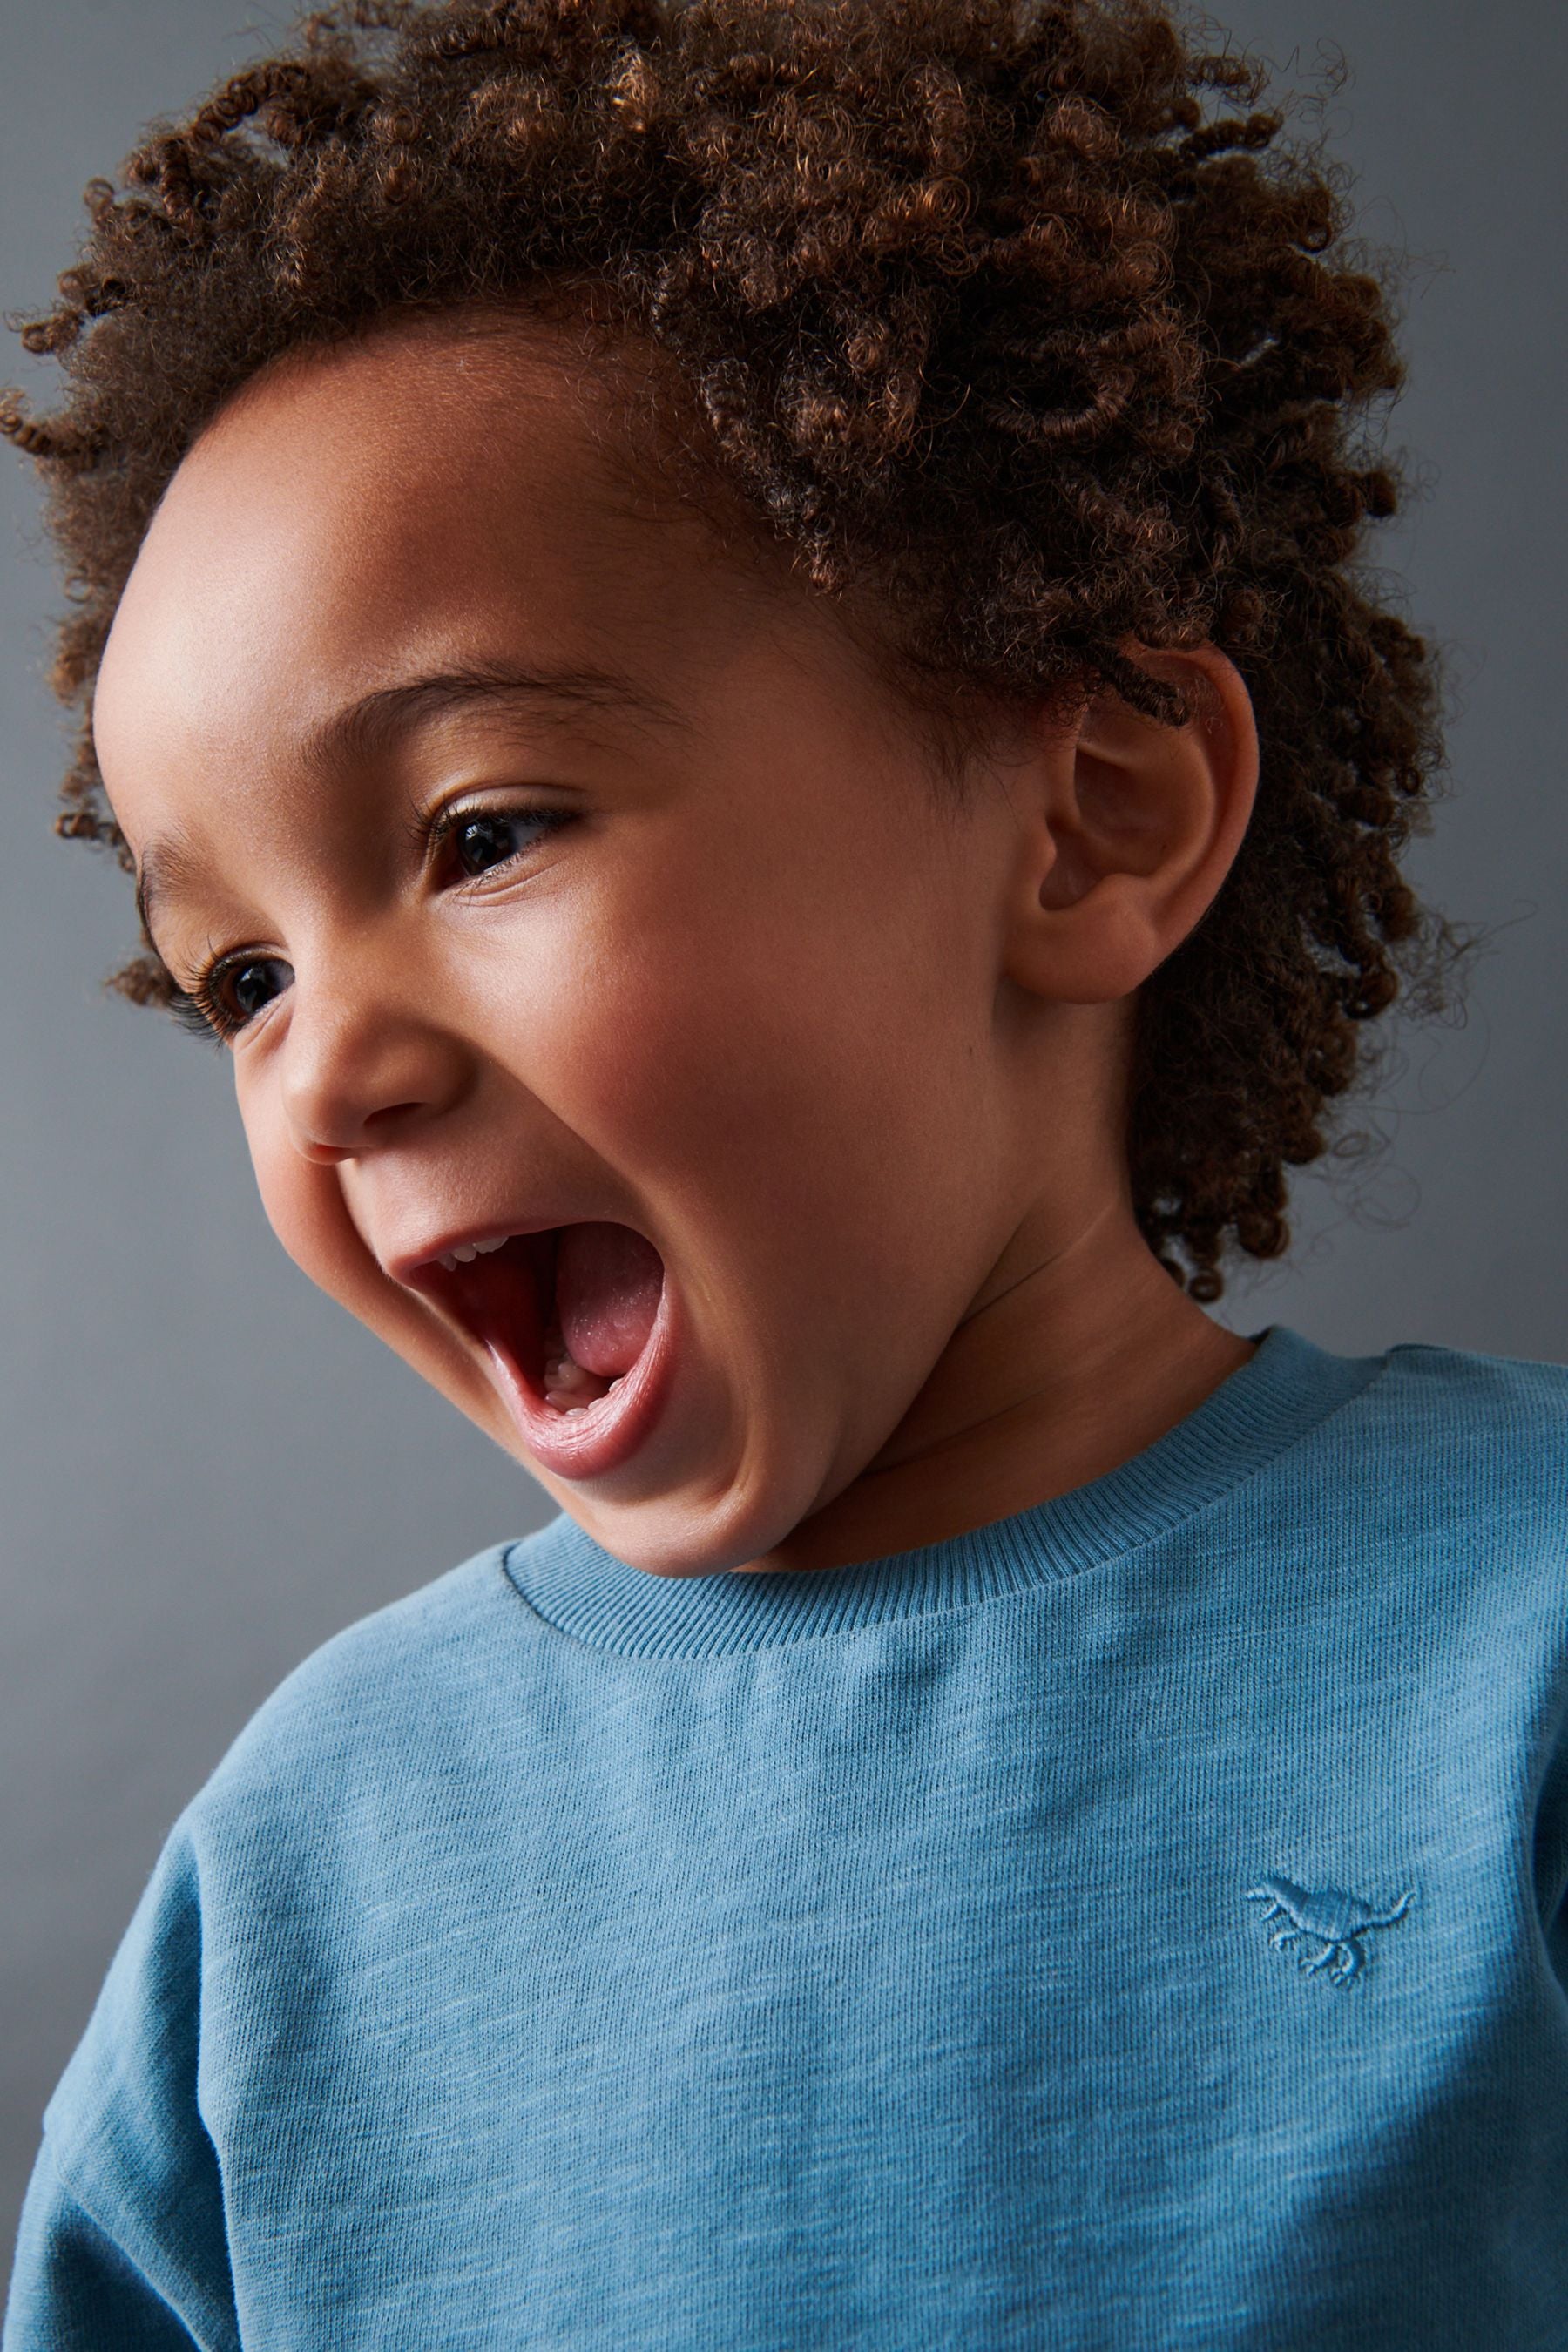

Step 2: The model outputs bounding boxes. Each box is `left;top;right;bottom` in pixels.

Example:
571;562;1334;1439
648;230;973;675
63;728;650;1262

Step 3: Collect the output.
386;1214;568;1292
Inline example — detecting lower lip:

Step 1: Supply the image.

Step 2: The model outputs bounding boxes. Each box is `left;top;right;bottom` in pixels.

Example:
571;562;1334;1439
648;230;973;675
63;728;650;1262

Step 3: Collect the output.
486;1266;676;1481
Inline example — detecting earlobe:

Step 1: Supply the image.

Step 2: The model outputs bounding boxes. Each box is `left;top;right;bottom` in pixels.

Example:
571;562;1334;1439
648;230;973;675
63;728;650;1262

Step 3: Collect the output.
1004;641;1259;1006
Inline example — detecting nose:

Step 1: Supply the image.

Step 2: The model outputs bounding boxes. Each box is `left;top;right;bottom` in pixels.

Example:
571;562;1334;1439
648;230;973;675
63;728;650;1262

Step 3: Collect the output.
277;964;470;1164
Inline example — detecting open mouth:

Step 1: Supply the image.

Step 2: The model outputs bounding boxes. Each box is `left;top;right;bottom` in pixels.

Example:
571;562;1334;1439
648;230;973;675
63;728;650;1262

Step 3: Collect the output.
412;1220;672;1477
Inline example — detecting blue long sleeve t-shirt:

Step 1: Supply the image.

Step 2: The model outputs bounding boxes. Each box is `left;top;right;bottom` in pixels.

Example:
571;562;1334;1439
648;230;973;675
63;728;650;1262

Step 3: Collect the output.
7;1323;1568;2349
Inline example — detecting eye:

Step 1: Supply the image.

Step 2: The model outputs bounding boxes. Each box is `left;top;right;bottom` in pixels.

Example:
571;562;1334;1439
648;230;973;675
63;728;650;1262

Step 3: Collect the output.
173;952;294;1044
436;804;571;883
223;957;291;1023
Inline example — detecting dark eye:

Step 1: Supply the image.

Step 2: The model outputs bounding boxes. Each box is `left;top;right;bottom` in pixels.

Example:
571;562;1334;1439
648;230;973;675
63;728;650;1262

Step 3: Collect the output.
454;813;527;879
444;807;566;882
215;955;292;1029
172;951;293;1047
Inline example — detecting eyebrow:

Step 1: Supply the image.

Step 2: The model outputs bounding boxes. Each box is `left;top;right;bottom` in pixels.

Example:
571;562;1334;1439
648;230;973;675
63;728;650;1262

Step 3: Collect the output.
132;657;690;943
299;658;693;777
134;829;204;954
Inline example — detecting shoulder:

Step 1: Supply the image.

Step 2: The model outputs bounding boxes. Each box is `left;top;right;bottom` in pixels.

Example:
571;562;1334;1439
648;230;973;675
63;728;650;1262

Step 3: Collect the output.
1294;1335;1568;1604
189;1535;543;1832
36;1535;551;2180
1227;1329;1568;1605
30;1543;552;2182
1350;1336;1568;1503
1372;1334;1568;1420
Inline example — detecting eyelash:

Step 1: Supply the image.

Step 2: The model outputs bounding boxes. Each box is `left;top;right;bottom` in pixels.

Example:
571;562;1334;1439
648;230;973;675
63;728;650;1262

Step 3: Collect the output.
168;799;574;1047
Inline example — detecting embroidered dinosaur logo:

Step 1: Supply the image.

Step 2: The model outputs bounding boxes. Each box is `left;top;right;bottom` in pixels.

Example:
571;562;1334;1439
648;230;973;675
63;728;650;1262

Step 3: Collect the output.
1246;1875;1412;1985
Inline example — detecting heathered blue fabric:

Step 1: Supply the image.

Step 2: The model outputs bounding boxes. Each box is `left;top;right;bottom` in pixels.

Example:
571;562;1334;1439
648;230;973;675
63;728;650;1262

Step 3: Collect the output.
8;1324;1568;2349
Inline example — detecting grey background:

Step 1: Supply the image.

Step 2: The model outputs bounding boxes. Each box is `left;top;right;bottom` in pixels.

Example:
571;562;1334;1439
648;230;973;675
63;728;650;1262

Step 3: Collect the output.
2;0;1563;2254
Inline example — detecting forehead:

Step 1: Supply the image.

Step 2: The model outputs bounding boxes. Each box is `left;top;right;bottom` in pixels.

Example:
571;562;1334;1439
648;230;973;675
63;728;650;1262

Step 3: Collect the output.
91;315;787;814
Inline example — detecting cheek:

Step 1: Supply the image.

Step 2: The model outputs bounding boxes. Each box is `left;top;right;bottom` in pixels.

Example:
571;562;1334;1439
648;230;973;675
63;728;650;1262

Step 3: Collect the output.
240;1091;362;1308
240;1075;497;1429
520;866;972;1282
526;902;849;1194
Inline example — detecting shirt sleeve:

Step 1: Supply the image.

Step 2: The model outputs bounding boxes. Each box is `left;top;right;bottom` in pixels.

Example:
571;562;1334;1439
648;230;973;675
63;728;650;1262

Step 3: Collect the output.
4;2144;206;2351
3;1828;240;2352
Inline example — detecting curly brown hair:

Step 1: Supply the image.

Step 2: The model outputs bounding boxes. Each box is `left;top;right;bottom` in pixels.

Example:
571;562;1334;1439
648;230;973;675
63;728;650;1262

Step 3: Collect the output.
2;0;1451;1301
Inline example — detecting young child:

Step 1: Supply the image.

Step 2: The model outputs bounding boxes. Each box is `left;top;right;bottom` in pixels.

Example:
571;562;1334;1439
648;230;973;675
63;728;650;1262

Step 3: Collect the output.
4;0;1565;2342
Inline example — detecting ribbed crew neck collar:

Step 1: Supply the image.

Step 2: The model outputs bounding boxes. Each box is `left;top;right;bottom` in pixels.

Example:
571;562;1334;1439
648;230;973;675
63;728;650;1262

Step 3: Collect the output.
502;1324;1386;1659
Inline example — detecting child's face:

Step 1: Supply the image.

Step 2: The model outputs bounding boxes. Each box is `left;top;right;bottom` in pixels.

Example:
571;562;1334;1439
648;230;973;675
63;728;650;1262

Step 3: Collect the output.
92;316;1117;1577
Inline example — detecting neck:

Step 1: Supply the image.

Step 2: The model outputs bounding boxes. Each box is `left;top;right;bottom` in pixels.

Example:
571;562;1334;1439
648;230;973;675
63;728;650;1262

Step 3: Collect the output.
741;1195;1254;1576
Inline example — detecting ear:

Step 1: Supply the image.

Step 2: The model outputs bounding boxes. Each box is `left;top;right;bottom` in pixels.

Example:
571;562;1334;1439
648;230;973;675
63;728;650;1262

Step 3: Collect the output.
998;642;1259;1005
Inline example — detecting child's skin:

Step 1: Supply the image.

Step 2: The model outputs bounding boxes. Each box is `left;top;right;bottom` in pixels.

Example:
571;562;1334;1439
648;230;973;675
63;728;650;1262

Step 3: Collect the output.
92;308;1259;1581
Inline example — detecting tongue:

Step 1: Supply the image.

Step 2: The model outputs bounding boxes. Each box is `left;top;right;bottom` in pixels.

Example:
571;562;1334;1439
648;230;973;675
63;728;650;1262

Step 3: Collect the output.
554;1221;665;1379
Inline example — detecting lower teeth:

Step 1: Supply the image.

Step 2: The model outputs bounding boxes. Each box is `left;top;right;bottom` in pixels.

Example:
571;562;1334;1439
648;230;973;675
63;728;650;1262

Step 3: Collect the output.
552;1384;622;1417
541;1345;625;1415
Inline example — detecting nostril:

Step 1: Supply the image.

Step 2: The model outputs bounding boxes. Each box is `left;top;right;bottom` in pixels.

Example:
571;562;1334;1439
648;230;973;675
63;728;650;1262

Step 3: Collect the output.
287;1091;429;1160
